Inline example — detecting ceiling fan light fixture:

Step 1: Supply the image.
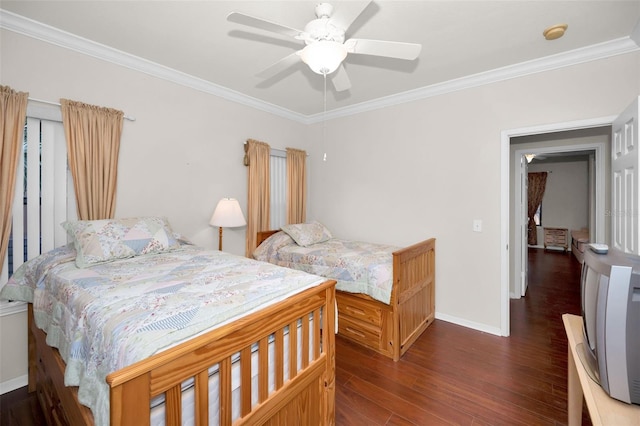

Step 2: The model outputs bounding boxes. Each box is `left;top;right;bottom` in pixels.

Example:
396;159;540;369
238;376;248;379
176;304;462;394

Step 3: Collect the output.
300;40;347;75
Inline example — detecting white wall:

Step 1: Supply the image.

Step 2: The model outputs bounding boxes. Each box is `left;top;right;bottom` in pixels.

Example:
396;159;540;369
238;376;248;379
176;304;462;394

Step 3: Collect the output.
0;310;27;393
1;28;639;391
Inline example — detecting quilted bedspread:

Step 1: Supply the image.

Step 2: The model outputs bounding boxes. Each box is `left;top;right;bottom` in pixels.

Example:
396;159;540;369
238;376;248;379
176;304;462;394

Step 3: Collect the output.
0;244;325;426
254;232;398;304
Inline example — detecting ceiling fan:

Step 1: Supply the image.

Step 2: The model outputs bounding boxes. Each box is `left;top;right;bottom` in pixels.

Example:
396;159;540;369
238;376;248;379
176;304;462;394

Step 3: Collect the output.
227;1;422;92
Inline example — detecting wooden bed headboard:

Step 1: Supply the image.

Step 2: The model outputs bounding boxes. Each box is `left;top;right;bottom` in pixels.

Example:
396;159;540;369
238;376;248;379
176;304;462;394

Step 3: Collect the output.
257;230;279;246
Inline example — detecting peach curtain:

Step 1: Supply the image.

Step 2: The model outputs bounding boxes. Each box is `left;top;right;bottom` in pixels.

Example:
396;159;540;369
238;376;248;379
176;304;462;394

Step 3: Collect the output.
527;172;548;245
286;148;306;224
61;99;123;220
0;85;29;272
245;139;270;257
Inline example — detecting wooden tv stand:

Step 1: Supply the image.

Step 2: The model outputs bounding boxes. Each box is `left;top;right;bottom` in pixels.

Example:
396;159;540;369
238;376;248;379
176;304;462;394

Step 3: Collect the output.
562;314;640;425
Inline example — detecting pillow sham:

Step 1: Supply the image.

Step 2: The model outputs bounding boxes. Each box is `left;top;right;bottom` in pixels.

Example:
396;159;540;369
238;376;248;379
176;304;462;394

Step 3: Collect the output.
280;221;332;247
62;216;181;268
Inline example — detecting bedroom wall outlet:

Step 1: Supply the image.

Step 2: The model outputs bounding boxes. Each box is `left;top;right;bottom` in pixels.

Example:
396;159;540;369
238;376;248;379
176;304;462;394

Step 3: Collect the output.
473;219;482;232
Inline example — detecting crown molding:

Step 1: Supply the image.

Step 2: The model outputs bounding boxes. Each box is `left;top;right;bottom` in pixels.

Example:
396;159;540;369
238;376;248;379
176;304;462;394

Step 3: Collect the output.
307;36;640;123
0;10;307;123
2;9;638;125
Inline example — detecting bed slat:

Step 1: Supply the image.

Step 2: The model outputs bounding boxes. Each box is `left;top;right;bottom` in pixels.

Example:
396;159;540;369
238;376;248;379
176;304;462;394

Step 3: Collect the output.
259;337;269;403
240;347;252;417
275;329;284;390
289;319;298;380
164;384;182;424
301;315;310;368
313;308;321;359
219;357;232;426
195;370;209;426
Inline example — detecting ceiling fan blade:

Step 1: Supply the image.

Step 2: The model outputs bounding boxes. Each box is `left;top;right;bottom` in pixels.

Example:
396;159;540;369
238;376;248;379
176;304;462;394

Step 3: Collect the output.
330;64;351;92
227;12;303;39
344;38;422;60
330;1;372;32
256;51;302;79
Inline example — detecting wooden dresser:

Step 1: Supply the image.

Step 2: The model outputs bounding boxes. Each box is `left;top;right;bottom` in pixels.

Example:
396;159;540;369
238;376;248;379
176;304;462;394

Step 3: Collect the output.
544;227;568;251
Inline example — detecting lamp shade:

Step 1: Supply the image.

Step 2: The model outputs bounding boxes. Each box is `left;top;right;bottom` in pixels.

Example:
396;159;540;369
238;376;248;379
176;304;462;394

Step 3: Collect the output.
300;40;347;75
209;198;246;228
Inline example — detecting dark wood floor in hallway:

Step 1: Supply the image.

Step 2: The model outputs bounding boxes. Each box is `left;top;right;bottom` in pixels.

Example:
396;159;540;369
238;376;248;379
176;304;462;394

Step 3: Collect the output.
335;248;591;425
1;248;591;425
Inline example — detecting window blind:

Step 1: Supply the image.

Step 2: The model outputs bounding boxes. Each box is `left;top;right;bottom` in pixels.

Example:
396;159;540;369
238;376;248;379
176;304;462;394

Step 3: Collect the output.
1;117;75;297
270;149;286;230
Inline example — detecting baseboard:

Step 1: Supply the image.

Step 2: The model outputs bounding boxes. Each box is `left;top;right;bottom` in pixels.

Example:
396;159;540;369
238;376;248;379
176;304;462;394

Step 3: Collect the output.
0;374;27;395
0;300;27;317
435;312;503;337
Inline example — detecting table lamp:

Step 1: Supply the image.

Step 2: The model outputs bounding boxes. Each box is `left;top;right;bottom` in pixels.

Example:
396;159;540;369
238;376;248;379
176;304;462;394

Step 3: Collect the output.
209;198;246;251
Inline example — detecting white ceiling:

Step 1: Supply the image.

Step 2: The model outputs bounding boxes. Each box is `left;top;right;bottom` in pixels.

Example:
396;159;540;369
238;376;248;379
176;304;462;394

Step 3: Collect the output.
2;1;639;118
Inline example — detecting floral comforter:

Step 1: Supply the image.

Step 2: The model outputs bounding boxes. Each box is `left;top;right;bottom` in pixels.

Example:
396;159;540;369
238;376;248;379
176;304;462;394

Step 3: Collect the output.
0;244;325;426
253;231;399;304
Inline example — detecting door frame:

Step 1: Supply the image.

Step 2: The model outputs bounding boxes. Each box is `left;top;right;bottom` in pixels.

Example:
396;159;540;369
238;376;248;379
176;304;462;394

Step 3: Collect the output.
500;115;615;336
518;153;528;297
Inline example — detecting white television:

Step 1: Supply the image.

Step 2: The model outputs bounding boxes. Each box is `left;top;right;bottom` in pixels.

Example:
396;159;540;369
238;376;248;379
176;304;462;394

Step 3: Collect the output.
580;246;640;405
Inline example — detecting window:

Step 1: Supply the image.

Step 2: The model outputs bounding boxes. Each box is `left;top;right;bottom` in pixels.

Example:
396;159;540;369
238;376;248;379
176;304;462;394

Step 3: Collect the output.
1;108;76;311
270;149;287;230
534;204;542;226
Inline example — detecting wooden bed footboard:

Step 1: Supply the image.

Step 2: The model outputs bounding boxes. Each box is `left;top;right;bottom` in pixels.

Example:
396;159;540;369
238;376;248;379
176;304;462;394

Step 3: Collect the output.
391;237;436;359
338;238;435;361
256;231;436;361
28;280;337;425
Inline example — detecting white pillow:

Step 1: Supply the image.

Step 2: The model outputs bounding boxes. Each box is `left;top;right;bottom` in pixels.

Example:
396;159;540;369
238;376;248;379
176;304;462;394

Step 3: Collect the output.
62;216;180;268
280;221;332;247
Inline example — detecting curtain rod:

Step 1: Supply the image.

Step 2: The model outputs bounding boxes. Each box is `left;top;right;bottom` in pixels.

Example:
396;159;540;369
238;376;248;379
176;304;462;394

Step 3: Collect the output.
243;141;309;156
28;97;136;122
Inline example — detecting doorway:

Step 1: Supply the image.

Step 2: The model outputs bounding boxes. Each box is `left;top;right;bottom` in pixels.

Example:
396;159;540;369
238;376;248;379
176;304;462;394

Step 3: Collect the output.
500;116;616;336
512;130;609;300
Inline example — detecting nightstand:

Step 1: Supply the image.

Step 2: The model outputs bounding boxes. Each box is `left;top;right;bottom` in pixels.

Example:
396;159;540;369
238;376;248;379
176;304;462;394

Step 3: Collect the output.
543;227;568;251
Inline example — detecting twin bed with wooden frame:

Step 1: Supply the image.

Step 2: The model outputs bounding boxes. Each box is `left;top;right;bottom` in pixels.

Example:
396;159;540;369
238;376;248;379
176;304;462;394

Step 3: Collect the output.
27;281;336;426
3;217;337;426
256;229;436;361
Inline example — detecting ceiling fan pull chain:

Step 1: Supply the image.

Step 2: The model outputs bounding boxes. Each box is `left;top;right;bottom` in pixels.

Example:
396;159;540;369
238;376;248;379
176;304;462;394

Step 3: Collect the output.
323;72;327;162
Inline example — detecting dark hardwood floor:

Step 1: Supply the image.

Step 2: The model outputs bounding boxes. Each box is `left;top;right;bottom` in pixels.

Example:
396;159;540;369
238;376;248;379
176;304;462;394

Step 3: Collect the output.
334;248;590;425
1;248;590;425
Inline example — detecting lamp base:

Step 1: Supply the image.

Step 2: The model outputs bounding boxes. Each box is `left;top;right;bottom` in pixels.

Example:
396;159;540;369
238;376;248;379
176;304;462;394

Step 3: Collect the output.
218;227;223;251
